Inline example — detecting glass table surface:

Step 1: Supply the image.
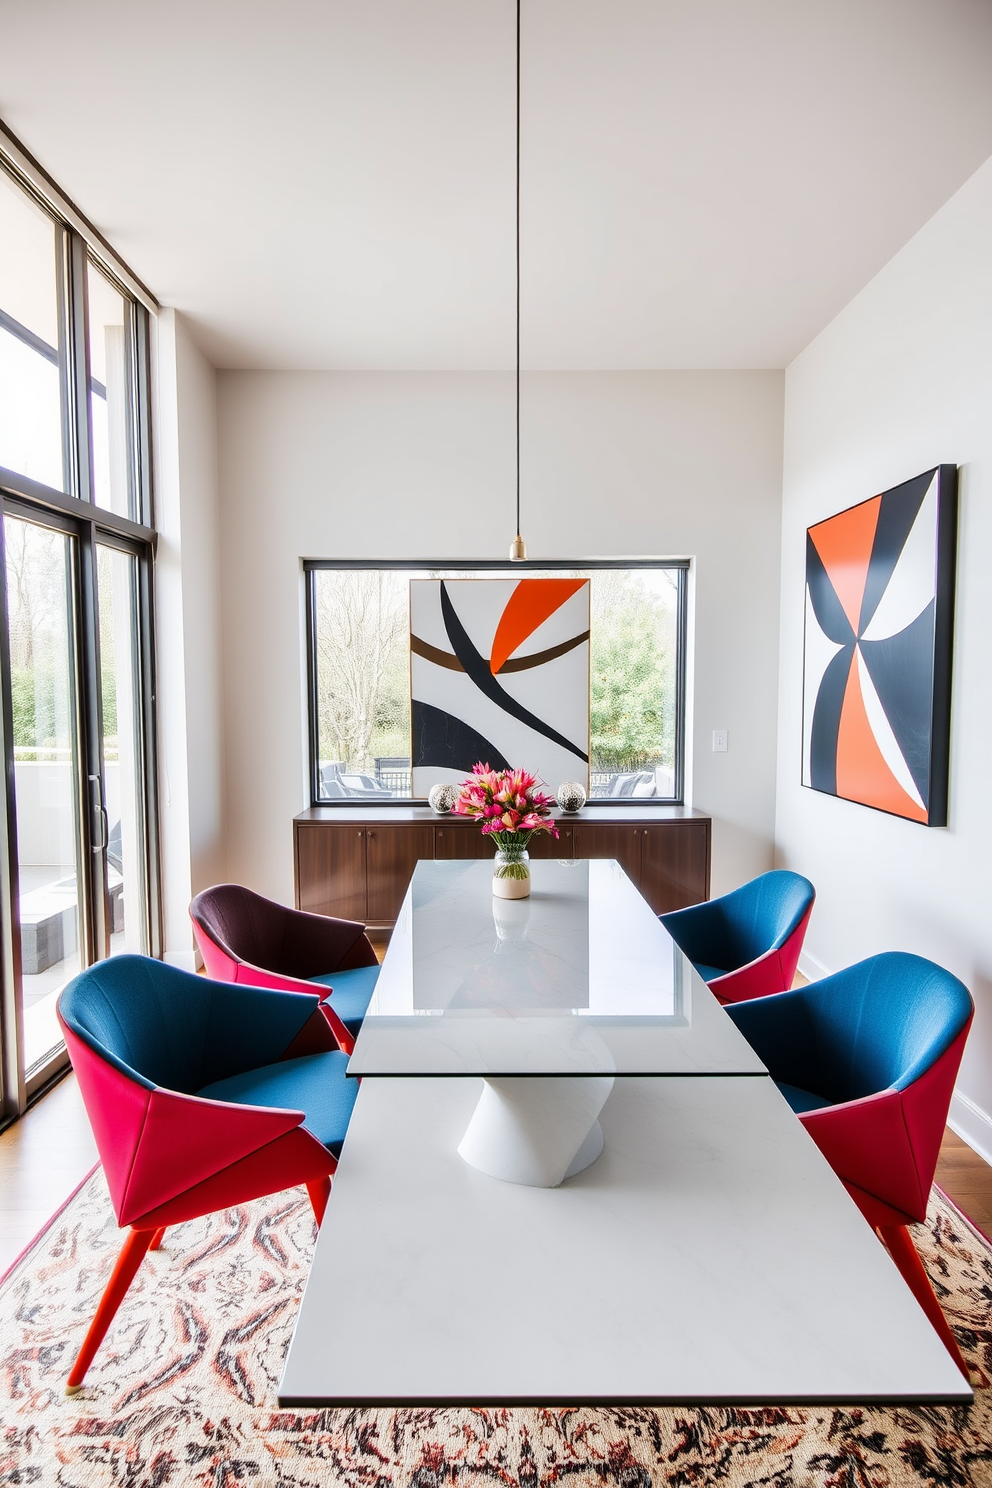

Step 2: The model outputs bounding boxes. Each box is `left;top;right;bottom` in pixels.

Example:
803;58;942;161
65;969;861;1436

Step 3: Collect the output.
347;859;766;1077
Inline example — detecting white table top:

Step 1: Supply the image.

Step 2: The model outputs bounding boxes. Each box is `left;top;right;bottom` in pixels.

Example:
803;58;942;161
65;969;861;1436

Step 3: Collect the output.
280;1075;970;1405
348;859;765;1076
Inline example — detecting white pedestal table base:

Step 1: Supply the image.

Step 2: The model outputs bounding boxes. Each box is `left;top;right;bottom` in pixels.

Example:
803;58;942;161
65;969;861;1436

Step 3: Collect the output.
457;1075;615;1187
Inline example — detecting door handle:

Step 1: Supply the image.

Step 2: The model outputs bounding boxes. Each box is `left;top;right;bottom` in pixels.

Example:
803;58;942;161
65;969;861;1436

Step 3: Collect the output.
89;774;108;853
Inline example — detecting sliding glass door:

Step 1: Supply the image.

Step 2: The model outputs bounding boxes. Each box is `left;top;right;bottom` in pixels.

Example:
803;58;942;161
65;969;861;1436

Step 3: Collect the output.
0;503;155;1104
3;513;86;1074
0;147;158;1121
96;541;148;959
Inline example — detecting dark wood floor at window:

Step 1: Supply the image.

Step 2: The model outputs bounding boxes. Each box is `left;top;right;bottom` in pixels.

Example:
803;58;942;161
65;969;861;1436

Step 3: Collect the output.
0;1074;97;1276
936;1130;992;1236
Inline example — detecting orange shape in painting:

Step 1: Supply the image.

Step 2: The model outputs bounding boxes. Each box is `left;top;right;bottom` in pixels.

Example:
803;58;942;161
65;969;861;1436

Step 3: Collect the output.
809;496;881;634
835;651;927;823
490;579;588;675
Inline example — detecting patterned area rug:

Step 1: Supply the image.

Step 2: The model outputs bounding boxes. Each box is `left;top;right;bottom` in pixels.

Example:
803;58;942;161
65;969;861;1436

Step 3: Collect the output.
1;1172;990;1487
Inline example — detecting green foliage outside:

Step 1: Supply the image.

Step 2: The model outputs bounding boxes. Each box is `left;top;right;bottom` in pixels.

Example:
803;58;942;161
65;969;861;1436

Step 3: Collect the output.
9;661;82;756
10;667;51;750
589;571;676;773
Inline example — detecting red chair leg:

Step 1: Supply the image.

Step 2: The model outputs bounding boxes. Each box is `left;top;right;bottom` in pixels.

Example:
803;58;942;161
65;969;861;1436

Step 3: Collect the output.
66;1227;155;1395
879;1224;971;1381
148;1227;167;1252
306;1176;332;1227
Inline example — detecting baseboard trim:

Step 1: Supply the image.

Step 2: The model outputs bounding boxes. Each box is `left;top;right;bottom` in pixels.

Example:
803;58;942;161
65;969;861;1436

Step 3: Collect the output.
163;949;197;973
797;948;831;983
948;1090;992;1168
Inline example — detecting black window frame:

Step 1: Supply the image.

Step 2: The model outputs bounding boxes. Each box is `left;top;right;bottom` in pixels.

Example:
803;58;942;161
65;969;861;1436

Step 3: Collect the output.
0;136;161;1119
304;558;689;810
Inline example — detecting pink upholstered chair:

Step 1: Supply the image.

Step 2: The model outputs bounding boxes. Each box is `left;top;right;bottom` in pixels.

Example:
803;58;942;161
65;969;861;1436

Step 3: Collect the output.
728;952;974;1378
661;870;815;1004
58;954;358;1393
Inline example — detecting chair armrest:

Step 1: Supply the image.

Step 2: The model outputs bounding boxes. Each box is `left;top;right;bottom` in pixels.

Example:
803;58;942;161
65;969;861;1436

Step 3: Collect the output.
60;1014;310;1229
230;963;355;1053
724;989;820;1089
120;1084;305;1227
708;944;793;1004
200;978;322;1086
799;1088;927;1223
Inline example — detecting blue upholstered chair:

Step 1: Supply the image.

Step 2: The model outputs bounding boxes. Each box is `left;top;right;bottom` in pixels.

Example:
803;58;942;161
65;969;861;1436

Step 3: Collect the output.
58;954;359;1391
660;869;815;1003
726;952;974;1377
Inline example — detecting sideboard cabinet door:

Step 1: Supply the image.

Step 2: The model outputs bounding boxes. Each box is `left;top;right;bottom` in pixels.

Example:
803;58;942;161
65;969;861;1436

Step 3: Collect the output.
571;822;643;882
366;825;435;923
638;822;709;914
295;824;368;921
435;823;491;859
528;824;572;857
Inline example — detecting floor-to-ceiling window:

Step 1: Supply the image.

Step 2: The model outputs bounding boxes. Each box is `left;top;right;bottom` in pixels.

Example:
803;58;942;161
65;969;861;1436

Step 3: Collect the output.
0;146;159;1117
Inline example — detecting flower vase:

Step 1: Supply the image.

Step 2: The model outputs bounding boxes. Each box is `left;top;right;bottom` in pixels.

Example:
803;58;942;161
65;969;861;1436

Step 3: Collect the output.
492;845;531;899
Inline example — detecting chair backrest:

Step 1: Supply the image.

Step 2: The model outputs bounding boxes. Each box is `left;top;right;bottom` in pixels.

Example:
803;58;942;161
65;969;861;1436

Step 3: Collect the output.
190;882;288;971
705;870;815;969
803;952;973;1103
59;954;218;1093
59;953;319;1097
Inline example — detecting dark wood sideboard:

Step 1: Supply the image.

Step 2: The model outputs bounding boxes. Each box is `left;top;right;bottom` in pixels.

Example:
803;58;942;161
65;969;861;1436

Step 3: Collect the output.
294;806;711;932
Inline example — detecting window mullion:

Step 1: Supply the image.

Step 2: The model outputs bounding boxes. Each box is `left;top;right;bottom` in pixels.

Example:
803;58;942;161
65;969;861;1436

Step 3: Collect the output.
122;298;139;521
135;548;162;956
0;512;25;1119
134;307;154;529
67;232;94;506
76;519;107;961
53;224;76;499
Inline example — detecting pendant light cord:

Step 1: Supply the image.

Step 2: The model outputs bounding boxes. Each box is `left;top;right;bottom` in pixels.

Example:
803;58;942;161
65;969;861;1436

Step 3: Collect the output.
515;0;521;543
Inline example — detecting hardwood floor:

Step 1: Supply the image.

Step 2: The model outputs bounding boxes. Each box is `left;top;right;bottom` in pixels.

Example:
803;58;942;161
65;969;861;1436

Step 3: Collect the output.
936;1130;992;1236
0;1072;97;1277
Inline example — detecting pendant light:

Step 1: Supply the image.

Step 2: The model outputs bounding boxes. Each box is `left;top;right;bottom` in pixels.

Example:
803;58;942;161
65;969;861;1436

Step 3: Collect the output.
509;0;527;562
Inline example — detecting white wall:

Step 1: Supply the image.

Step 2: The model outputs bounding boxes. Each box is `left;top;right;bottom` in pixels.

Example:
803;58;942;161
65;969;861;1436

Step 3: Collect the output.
173;315;225;896
775;155;992;1157
152;309;223;966
215;369;784;905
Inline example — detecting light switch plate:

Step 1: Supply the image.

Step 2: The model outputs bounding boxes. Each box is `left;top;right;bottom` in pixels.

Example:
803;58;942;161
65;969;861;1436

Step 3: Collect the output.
712;729;728;753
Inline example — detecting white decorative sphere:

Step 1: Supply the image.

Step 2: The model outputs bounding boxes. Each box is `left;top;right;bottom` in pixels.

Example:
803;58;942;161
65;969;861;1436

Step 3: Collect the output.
428;783;459;813
556;781;587;813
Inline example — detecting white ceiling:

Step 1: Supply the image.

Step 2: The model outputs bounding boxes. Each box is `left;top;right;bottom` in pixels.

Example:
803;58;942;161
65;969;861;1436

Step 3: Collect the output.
2;0;991;371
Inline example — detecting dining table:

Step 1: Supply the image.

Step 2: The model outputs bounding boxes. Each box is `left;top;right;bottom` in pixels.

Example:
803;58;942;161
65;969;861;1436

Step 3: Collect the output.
278;857;971;1406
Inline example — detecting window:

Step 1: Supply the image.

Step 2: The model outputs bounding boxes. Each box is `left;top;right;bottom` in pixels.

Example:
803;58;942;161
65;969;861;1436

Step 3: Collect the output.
87;259;140;518
306;562;687;806
0;148;158;1115
0;167;65;491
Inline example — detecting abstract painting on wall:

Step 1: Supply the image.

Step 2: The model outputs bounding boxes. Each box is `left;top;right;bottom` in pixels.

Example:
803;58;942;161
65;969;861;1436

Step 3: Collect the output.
410;578;590;798
802;465;957;826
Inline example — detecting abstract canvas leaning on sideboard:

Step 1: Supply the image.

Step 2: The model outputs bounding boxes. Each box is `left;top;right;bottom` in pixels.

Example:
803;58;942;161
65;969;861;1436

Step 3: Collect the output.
410;577;590;800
